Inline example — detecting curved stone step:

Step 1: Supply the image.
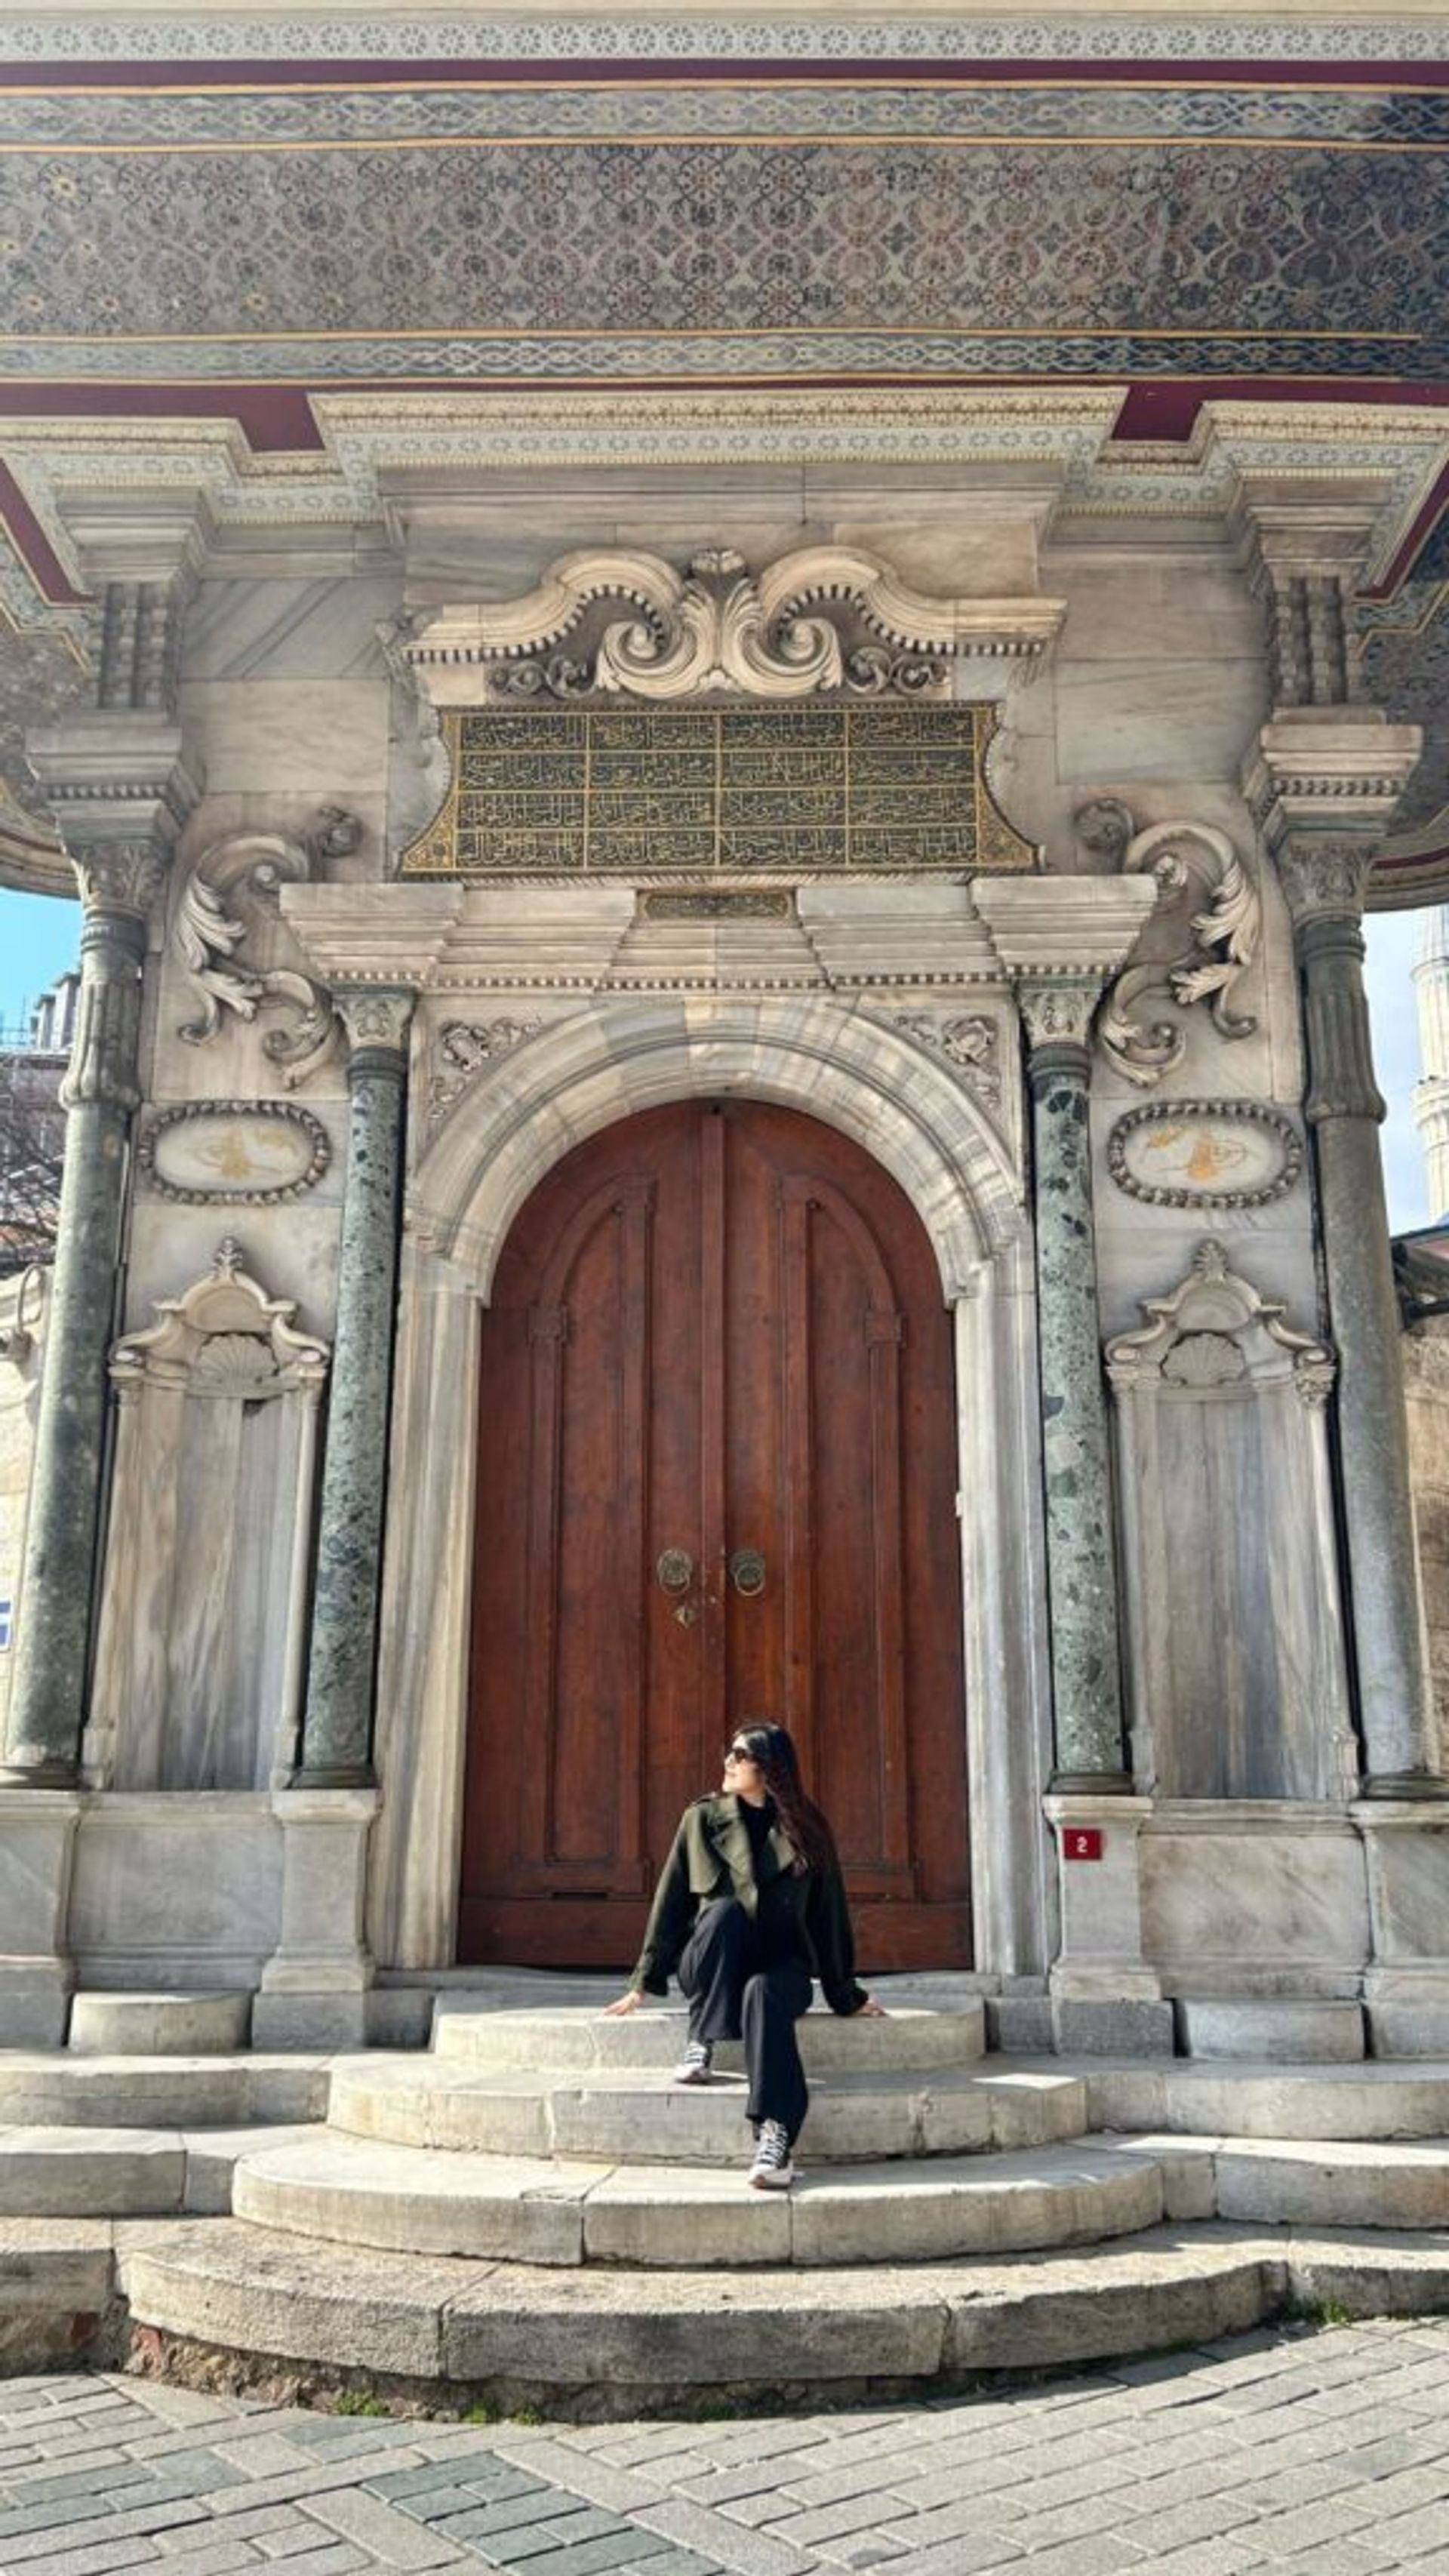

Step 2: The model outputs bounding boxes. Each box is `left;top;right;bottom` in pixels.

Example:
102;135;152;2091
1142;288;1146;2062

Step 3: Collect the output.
0;2054;333;2130
430;2001;986;2075
327;2061;1086;2162
1214;2134;1449;2229
1082;2060;1449;2142
0;2124;320;2218
106;2215;1285;2399
232;2134;1163;2267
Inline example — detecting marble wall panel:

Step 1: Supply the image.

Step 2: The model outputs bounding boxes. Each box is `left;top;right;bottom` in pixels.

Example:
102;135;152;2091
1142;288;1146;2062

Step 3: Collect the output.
68;1797;282;1987
1403;1328;1449;1731
179;679;392;796
0;1281;45;1749
1140;1818;1371;1996
122;1200;341;1350
1042;551;1263;666
1360;1821;1449;1962
1053;656;1270;786
184;577;400;682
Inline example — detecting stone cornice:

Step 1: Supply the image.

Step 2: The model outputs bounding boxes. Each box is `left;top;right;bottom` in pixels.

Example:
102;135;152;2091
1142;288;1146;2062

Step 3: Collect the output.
5;398;1444;628
1242;712;1423;855
971;876;1158;986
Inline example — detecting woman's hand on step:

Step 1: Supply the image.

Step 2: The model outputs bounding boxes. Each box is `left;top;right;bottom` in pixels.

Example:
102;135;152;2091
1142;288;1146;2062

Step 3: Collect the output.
602;1989;643;2017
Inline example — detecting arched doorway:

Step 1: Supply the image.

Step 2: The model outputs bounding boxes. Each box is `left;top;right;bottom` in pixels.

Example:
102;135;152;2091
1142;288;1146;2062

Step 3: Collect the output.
458;1097;971;1972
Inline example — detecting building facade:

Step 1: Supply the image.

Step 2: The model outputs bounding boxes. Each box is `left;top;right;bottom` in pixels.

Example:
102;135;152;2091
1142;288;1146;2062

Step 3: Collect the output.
1;8;1447;2060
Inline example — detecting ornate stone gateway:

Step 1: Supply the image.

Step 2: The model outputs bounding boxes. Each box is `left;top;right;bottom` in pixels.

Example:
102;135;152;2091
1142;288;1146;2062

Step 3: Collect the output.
460;1097;971;1972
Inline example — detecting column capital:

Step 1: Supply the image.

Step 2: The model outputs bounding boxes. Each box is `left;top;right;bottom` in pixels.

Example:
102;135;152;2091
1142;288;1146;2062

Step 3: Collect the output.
1275;833;1378;932
70;837;171;925
336;985;417;1058
28;715;203;922
1019;974;1102;1069
1241;711;1421;860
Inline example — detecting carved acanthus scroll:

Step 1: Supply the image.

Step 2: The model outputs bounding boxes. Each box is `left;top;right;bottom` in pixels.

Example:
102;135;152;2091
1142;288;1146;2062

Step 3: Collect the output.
1083;802;1261;1089
175;806;362;1087
406;546;1065;705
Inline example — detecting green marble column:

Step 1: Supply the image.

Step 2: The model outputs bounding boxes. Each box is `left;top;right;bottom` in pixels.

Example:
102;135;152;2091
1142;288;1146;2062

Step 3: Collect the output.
1022;977;1131;1792
294;986;414;1788
1279;836;1441;1795
2;842;162;1783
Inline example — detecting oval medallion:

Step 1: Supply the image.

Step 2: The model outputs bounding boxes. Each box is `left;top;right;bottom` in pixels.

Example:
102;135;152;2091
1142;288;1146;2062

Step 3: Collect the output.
1108;1100;1302;1211
140;1100;331;1207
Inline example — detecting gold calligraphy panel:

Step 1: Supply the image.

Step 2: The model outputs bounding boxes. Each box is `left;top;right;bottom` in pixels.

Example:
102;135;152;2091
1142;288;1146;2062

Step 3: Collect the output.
401;704;1034;877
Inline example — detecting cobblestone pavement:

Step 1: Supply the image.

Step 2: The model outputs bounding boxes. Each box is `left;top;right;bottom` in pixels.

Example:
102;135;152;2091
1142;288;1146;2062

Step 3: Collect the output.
2;2319;1449;2576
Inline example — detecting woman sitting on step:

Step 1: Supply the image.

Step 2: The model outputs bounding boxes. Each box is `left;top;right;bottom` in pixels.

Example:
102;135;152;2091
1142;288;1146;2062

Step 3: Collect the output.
605;1721;884;2190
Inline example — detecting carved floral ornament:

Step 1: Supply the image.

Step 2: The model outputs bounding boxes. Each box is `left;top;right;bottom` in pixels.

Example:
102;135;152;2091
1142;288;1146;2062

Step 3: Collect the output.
174;806;363;1088
404;545;1066;705
890;1011;1001;1108
1105;1239;1334;1413
1078;799;1262;1089
429;1015;543;1125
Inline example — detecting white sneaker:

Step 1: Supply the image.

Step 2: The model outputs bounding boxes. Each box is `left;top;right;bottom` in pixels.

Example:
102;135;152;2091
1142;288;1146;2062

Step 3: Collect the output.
673;2039;714;2085
748;2119;795;2189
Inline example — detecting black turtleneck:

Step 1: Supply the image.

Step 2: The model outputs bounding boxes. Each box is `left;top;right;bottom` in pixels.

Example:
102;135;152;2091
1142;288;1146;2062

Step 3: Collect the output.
740;1795;809;1967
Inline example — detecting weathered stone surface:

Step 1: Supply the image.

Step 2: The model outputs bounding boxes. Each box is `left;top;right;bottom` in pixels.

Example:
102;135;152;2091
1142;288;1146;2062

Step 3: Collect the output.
229;2135;1168;2268
0;2051;330;2129
443;2259;952;2389
1050;1998;1175;2057
115;2216;460;2375
0;2128;185;2218
941;2227;1281;2372
430;2002;985;2075
1176;1999;1365;2062
1081;2058;1449;2141
328;2060;1084;2165
1215;2135;1449;2229
233;2140;606;2264
68;1991;253;2056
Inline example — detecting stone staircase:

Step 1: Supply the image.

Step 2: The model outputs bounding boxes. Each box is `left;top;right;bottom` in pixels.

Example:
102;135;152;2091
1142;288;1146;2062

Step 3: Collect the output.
5;1988;1449;2409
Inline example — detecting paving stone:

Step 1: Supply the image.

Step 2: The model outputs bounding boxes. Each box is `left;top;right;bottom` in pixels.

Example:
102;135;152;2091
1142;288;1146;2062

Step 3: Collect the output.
154;2544;267;2571
850;2534;1023;2576
304;2487;480;2566
631;2494;820;2573
0;2541;163;2576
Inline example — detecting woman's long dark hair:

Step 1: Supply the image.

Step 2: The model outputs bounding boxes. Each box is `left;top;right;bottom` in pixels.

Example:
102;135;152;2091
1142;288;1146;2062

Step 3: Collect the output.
733;1721;837;1875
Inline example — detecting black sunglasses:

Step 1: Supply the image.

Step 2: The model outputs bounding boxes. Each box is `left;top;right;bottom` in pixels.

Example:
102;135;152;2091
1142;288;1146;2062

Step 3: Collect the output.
724;1743;760;1765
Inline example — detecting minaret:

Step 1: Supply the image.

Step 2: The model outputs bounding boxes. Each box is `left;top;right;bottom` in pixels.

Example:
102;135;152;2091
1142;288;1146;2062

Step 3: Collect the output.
1413;906;1449;1221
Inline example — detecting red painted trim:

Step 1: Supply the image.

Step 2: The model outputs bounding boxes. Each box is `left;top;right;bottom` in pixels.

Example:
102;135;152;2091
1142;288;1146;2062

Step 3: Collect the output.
1;56;1445;89
1367;463;1449;602
1;377;1444;454
2;377;1445;601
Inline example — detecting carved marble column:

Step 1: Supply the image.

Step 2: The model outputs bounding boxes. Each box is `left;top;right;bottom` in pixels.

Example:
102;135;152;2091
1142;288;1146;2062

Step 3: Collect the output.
3;776;192;1785
294;986;415;1788
1278;833;1441;1793
1020;977;1132;1793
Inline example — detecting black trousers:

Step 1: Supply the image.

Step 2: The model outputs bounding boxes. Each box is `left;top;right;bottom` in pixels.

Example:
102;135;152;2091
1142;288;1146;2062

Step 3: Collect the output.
677;1897;814;2144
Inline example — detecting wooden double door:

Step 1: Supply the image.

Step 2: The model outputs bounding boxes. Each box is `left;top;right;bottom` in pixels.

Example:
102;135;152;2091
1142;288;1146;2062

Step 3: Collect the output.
460;1099;971;1970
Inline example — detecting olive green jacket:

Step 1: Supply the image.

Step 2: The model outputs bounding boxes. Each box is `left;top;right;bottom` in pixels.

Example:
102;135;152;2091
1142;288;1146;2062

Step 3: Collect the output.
629;1793;868;2016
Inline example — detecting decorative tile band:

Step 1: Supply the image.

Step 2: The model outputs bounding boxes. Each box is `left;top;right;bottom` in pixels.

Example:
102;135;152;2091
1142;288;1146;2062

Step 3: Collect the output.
8;16;1448;64
7;80;1446;148
2;333;1432;386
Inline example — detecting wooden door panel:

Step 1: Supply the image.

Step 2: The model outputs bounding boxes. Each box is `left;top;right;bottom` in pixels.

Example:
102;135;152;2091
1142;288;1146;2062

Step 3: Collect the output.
461;1097;971;1970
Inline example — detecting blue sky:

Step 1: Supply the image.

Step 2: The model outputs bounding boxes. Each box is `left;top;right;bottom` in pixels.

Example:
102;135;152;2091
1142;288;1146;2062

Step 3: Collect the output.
0;882;1435;1231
